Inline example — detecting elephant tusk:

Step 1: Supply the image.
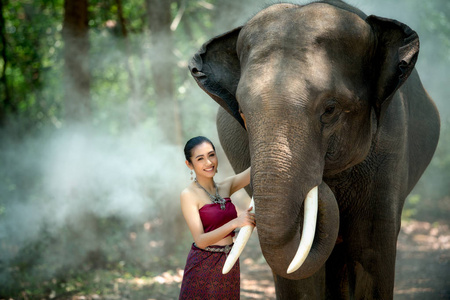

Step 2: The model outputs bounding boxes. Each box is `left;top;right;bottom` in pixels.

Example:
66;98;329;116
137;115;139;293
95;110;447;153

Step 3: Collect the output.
222;198;255;274
287;186;318;274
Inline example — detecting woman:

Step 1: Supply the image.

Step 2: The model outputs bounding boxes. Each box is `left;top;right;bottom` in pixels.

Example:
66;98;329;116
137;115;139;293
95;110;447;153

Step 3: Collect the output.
179;136;255;300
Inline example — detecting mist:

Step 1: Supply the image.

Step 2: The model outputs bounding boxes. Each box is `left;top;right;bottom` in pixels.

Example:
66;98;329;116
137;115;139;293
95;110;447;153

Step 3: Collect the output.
0;0;448;297
0;121;190;284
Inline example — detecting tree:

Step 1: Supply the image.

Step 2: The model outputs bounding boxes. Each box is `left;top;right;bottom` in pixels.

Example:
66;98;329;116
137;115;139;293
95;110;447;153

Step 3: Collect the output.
146;0;182;145
62;0;91;122
0;0;12;124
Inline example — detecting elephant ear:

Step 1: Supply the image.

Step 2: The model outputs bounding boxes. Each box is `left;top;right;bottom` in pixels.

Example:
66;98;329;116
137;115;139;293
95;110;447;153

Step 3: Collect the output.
366;15;419;123
188;27;245;128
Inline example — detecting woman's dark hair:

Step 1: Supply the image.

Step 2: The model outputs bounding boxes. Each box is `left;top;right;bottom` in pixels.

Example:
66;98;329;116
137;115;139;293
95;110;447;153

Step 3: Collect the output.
184;136;215;163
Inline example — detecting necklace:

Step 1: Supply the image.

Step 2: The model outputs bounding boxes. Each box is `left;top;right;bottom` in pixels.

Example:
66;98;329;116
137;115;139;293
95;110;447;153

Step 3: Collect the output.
194;178;226;210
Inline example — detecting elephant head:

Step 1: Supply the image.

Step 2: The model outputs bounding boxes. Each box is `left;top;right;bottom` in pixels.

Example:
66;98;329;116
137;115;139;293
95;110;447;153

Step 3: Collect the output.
189;2;419;280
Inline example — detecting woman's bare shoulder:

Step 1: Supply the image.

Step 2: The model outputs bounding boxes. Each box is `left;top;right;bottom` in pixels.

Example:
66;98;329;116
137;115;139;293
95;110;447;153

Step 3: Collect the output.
181;185;193;198
180;185;198;204
181;185;206;214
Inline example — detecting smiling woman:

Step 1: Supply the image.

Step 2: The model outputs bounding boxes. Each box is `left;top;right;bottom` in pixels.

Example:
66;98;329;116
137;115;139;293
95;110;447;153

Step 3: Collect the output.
179;136;254;300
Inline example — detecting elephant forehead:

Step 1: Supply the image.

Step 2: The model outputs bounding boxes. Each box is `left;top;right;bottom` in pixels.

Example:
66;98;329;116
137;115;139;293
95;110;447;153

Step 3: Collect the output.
236;50;333;102
236;46;362;107
238;3;373;61
236;3;372;102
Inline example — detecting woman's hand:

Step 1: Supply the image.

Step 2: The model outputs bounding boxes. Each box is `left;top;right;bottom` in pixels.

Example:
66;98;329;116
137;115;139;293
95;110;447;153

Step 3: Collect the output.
233;206;256;228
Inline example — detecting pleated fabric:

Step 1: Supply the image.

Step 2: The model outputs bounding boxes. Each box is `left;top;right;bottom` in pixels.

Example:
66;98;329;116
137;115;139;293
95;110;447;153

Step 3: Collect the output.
179;243;239;300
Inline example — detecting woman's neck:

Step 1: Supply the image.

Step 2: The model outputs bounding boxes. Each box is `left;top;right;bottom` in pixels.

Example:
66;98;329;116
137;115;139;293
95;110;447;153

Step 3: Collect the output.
195;177;215;194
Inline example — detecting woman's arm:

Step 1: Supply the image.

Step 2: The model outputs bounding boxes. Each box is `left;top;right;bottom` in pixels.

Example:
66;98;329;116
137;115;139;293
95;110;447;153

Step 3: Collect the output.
224;167;251;196
180;189;254;249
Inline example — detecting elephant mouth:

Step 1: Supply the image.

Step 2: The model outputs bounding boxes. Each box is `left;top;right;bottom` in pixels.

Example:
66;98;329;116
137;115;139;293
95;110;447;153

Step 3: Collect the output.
223;185;319;275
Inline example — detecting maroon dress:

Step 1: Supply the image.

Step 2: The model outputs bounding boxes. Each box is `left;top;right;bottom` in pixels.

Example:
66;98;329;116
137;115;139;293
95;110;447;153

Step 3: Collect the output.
179;198;239;300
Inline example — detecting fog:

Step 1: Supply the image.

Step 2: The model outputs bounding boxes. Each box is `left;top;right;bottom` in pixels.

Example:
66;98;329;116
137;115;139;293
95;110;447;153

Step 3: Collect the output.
0;122;190;283
0;0;448;294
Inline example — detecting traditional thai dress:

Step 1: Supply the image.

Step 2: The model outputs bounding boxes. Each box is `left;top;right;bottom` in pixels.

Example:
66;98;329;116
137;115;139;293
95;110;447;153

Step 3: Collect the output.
179;198;239;299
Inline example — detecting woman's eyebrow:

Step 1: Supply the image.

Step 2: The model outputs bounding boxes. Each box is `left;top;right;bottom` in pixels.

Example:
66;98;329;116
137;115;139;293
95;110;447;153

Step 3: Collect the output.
195;151;215;159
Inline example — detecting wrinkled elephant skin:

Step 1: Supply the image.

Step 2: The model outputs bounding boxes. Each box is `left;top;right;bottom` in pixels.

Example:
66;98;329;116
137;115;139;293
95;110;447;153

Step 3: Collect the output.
188;1;440;299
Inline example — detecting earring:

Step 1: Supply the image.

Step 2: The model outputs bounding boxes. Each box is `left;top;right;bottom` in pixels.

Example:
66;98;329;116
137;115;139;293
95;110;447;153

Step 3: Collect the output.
216;168;218;174
190;170;193;180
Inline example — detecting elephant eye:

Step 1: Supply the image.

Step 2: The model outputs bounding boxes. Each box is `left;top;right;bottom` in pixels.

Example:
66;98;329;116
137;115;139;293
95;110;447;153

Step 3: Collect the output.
324;105;335;115
320;102;340;124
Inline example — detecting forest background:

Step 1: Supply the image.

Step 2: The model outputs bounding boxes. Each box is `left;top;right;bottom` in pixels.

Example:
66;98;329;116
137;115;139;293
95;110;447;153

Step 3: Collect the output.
0;0;449;299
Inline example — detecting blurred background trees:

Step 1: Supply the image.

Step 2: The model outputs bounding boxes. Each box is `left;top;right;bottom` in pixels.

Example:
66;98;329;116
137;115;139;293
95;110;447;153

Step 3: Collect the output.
0;0;448;298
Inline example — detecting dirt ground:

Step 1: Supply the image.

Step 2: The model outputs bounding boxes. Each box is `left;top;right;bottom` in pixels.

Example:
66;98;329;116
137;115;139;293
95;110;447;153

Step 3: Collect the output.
393;220;450;299
146;219;450;300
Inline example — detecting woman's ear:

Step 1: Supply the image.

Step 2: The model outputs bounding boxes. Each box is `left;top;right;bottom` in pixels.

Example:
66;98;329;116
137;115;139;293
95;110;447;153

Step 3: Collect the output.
185;160;193;169
366;15;419;124
188;27;245;129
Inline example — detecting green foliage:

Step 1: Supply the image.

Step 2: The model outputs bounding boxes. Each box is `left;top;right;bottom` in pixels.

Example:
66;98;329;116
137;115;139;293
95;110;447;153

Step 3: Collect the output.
2;0;64;123
1;0;223;133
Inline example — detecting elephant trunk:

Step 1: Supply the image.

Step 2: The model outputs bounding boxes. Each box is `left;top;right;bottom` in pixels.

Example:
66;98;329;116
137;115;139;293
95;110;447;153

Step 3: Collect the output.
250;133;339;279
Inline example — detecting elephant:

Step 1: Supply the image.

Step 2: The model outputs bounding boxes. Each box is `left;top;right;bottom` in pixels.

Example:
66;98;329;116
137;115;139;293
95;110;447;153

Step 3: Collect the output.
188;0;440;299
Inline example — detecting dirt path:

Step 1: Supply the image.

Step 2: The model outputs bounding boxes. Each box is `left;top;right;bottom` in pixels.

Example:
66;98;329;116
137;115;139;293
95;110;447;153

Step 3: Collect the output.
394;220;450;299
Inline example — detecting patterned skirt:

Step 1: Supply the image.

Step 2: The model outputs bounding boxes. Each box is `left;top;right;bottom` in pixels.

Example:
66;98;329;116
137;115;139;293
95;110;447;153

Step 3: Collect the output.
179;243;240;300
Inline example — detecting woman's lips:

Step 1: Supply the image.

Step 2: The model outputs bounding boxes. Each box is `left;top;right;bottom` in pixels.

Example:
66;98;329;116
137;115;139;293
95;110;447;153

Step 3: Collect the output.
204;166;215;172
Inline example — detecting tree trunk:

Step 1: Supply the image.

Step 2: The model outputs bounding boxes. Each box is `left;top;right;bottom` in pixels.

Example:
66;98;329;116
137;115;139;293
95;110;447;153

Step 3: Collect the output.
0;0;13;125
62;0;91;122
146;0;182;145
115;0;144;126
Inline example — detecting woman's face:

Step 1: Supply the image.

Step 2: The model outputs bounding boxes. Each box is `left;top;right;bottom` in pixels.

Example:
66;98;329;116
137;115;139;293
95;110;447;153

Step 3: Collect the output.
187;142;218;179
